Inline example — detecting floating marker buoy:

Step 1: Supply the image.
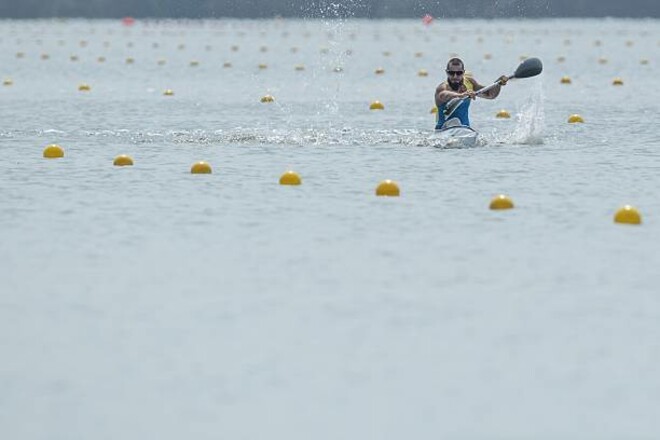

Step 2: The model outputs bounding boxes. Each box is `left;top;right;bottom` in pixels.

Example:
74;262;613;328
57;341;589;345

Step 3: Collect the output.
489;194;514;210
279;171;301;185
290;47;299;53
484;53;492;60
418;69;428;77
79;40;87;47
568;114;584;123
231;45;239;52
78;83;91;92
640;58;649;65
294;64;305;71
376;180;400;197
190;161;212;174
375;67;385;75
612;77;624;86
430;107;438;114
157;59;166;65
43;144;64;159
258;63;267;69
625;40;634;47
126;57;134;64
414;51;423;58
41;53;50;60
333;66;343;72
70;55;79;62
598;57;608;64
113;155;134;166
382;51;391;57
496;109;511;119
260;46;268;52
97;56;106;63
3;78;13;86
16;52;24;59
320;47;329;54
177;44;185;50
594;40;602;46
163;89;174;96
519;55;528;61
560;76;572;84
557;56;566;63
189;60;199;67
260;94;274;103
369;100;384;110
614;205;641;225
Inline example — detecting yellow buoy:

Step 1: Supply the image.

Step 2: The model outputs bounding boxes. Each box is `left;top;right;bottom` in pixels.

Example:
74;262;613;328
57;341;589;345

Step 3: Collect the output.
375;67;385;75
557;56;566;63
417;69;429;77
496;109;511;119
560;76;572;84
97;56;106;63
376;180;400;197
294;64;305;71
43;144;64;159
612;77;624;86
163;89;174;96
279;171;302;185
484;53;492;60
70;55;79;62
78;83;91;92
223;62;232;68
189;60;199;67
258;63;268;69
598;57;608;64
430;106;438;114
126;57;135;64
3;78;13;86
625;40;634;47
113;155;134;166
640;59;649;65
489;194;514;210
260;94;275;103
190;161;212;174
414;51;423;58
41;53;50;60
157;59;166;66
260;46;268;52
382;51;391;57
567;114;584;123
16;52;25;59
369;100;384;110
231;45;239;52
614;205;642;225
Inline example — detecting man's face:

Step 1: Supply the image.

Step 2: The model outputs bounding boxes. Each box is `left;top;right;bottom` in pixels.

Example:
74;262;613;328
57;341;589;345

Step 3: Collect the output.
446;65;464;89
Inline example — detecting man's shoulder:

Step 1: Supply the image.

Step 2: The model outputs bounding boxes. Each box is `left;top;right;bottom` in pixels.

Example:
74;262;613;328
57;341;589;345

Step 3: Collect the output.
436;81;449;91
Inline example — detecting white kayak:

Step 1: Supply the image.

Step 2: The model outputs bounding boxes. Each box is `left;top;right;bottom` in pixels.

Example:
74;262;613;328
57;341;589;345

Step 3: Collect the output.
430;125;479;148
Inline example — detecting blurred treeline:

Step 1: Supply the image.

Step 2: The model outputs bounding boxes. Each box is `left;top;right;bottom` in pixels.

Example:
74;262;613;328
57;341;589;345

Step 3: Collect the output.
1;0;658;18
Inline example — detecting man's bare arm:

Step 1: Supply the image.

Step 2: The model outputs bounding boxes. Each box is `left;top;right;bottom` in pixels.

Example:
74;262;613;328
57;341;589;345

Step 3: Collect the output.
435;84;474;107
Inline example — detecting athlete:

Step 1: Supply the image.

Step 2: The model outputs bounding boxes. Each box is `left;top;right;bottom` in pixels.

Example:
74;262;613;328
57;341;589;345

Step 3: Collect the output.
435;57;508;130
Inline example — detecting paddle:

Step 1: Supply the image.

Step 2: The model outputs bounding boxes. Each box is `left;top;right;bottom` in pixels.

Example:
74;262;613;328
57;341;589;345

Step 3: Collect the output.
444;57;543;117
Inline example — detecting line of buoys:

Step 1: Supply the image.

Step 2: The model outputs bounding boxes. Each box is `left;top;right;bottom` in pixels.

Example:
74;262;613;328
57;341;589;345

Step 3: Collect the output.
369;100;384;110
190;161;212;174
567;114;584;123
279;170;301;185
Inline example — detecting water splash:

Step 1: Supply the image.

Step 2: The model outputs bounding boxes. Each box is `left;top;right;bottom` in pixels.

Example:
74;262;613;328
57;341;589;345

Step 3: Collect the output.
502;80;545;145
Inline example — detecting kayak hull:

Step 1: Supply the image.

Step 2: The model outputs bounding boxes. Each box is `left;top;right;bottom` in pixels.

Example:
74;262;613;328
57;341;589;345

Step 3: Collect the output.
431;125;479;148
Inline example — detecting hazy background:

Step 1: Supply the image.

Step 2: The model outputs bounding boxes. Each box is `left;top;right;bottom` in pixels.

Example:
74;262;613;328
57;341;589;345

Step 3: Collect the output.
0;0;659;19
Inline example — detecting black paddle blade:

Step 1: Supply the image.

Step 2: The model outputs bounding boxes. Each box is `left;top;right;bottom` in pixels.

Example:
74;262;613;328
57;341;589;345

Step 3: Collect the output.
513;57;543;79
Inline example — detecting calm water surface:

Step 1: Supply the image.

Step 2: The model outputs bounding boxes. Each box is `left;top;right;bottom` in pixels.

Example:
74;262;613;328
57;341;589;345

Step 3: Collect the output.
1;18;660;439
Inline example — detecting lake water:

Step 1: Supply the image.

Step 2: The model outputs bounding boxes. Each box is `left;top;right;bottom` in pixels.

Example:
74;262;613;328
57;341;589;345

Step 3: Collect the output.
1;17;660;439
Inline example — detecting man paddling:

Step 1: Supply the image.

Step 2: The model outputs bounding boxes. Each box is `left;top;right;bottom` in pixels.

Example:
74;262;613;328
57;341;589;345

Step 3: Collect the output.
435;57;508;130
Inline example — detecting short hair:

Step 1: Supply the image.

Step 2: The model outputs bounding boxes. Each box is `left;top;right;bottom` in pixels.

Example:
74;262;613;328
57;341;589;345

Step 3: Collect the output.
446;58;464;70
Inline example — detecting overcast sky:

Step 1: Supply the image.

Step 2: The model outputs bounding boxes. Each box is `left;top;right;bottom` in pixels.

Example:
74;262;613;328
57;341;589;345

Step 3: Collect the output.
1;0;659;19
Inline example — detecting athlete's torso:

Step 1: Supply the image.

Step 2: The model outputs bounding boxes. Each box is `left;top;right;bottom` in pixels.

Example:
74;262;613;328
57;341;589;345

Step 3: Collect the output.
436;78;473;129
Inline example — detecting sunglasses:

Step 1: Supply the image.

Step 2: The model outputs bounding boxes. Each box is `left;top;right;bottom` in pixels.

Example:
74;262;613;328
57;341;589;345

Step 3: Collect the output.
446;70;464;76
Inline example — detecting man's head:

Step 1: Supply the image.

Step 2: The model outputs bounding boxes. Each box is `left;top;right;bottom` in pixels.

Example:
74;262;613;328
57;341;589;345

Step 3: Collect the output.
446;58;465;90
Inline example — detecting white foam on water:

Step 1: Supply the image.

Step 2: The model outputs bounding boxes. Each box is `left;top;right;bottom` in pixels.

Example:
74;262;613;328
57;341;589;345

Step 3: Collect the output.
503;80;546;145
